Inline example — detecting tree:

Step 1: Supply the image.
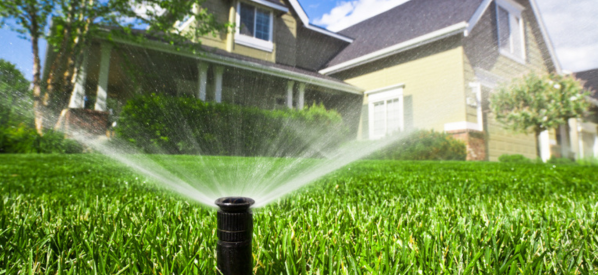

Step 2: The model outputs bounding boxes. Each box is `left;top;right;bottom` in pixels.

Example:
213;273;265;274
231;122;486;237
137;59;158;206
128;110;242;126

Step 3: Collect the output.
490;73;592;158
0;59;32;127
0;0;226;134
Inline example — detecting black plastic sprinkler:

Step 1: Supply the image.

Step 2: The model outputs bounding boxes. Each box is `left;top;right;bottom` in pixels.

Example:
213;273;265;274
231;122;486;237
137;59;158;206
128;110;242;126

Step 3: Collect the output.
215;197;255;275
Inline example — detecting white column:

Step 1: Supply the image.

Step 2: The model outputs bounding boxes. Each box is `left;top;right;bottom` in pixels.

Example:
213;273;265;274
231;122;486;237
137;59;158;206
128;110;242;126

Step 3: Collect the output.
297;83;305;110
578;124;584;159
286;81;294;108
559;124;570;158
540;130;551;162
594;133;598;158
68;51;89;108
94;43;113;111
214;66;224;103
197;62;208;100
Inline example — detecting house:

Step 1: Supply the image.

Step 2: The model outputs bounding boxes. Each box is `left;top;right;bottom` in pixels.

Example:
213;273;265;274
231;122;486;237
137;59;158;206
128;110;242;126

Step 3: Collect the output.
51;0;598;161
572;68;598;159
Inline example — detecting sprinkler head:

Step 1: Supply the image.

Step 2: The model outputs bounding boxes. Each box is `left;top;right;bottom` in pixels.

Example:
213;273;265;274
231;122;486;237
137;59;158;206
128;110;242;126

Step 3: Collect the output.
215;197;255;275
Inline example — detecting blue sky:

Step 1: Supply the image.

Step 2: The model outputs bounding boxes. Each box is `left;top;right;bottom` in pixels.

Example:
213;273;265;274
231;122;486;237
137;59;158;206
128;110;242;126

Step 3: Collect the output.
1;0;597;80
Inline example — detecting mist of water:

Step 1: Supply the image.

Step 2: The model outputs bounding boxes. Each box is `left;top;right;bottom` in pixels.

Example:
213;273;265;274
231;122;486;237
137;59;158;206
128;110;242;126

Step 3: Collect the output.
77;121;410;208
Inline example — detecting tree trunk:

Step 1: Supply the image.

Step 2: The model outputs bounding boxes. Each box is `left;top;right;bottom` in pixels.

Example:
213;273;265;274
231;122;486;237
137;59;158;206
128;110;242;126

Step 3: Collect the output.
31;19;44;135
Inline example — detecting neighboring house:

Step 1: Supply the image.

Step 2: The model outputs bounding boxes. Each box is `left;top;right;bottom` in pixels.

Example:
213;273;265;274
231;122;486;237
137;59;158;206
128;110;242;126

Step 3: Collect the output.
49;0;598;161
572;68;598;159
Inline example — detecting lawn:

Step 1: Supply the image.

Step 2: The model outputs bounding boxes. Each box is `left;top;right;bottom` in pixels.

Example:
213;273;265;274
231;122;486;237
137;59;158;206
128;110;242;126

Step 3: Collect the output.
1;154;597;274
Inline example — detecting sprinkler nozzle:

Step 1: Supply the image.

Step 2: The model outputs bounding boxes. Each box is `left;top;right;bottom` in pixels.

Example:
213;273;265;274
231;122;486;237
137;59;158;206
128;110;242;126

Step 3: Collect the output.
215;197;255;275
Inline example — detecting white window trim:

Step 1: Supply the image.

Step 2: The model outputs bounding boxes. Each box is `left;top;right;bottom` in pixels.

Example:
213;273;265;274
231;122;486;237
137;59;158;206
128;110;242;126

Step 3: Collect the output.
235;1;274;52
366;84;405;140
469;82;484;132
496;0;526;64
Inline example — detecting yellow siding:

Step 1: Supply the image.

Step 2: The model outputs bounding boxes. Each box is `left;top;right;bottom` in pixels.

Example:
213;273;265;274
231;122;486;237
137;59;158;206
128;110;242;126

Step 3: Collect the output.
194;0;230;50
335;36;466;138
463;0;556;161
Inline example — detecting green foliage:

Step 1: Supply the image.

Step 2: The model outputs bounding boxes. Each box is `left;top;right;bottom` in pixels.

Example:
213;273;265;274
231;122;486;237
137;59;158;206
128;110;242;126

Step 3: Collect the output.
490;73;592;136
0;125;83;154
498;154;532;163
370;129;467;160
0;59;32;127
116;95;347;156
546;157;577;165
1;155;598;273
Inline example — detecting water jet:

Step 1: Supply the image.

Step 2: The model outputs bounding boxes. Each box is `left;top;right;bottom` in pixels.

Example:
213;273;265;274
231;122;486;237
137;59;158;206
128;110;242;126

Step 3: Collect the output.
215;197;255;275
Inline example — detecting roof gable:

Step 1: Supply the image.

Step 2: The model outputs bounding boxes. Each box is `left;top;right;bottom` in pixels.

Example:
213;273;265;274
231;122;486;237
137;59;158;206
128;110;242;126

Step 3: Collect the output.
320;0;561;75
324;0;484;69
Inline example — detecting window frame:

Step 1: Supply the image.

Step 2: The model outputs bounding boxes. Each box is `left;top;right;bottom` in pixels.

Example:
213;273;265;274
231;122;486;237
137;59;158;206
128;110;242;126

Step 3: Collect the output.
495;0;526;63
366;84;405;140
235;1;274;52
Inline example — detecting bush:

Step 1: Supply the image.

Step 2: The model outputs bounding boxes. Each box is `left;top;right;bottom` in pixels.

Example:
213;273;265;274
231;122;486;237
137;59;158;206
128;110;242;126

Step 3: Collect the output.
547;157;577;165
370;130;467;161
498;154;532;163
0;125;84;154
115;95;347;156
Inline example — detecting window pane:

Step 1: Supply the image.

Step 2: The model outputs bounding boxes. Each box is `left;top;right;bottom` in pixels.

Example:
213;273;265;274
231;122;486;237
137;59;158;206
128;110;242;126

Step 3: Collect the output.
511;16;523;58
373;101;385;137
255;9;270;41
497;6;510;53
240;3;255;36
386;98;400;134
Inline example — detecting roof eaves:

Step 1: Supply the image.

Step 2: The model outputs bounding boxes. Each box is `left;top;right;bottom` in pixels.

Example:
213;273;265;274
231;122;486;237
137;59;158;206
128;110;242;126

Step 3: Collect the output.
104;35;363;94
465;0;493;36
249;0;288;12
286;0;354;43
320;21;469;75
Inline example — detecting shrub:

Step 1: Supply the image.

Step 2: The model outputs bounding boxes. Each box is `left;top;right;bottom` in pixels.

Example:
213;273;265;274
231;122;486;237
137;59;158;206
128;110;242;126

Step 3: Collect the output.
0;125;84;154
115;95;347;156
498;154;532;163
370;129;467;161
547;157;577;165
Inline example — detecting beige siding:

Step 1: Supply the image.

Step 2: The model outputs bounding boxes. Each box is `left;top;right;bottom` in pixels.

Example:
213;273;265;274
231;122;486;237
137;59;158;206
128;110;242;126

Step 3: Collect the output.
334;36;466;138
463;0;557;160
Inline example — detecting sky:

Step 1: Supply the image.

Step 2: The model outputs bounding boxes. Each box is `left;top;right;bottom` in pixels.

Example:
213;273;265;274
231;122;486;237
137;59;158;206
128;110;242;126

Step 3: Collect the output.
1;0;597;80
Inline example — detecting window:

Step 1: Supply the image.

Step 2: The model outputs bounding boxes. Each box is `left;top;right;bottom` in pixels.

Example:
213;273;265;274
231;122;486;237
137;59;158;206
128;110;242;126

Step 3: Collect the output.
367;85;404;139
496;0;525;62
236;2;273;52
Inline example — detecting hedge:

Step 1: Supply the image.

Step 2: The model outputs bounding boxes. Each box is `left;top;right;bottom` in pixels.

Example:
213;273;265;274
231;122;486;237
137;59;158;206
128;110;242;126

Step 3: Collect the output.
369;129;467;161
115;94;347;156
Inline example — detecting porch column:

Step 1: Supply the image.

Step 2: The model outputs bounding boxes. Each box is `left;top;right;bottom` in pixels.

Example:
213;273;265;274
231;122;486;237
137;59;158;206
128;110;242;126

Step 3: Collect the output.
539;130;551;162
286;81;294;108
578;123;584;159
94;43;113;111
297;83;305;110
197;62;208;100
559;124;570;158
214;65;224;103
68;51;89;108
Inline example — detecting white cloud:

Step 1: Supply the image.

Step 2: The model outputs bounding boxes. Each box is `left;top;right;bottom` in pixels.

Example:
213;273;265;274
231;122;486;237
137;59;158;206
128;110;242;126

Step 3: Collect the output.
535;0;598;72
313;0;410;32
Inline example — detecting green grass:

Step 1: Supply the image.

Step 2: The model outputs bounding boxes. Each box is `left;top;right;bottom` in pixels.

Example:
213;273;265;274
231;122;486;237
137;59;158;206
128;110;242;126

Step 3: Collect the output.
1;154;597;274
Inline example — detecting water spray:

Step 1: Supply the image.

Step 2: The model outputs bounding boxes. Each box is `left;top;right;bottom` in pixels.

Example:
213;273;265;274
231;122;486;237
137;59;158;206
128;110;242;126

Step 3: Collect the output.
215;197;255;275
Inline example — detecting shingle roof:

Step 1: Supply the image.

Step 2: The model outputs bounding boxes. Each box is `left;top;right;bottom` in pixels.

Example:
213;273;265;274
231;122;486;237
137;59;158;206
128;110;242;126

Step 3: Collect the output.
324;0;484;68
575;68;598;101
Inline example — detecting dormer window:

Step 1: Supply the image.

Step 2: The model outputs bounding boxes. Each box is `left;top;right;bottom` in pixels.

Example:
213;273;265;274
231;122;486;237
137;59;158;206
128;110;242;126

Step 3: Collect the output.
235;2;273;52
496;0;525;62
